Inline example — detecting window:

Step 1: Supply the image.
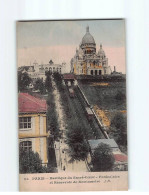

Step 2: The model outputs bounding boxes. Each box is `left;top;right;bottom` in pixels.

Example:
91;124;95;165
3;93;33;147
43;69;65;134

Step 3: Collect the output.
19;117;31;129
20;141;32;151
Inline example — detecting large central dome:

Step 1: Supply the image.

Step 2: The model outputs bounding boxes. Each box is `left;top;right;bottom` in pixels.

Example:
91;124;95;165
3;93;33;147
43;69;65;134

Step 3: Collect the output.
81;26;96;54
81;26;95;45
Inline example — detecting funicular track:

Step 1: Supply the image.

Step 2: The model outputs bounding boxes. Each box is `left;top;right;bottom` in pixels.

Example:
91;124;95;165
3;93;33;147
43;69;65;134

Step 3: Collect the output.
64;84;105;139
74;86;105;139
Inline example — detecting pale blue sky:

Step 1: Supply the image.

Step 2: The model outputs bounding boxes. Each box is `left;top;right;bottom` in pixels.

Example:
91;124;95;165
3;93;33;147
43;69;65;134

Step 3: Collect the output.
17;19;125;48
17;20;126;73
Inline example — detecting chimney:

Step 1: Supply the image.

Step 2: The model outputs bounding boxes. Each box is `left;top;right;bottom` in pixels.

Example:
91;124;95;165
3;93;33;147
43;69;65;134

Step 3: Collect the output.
114;66;116;72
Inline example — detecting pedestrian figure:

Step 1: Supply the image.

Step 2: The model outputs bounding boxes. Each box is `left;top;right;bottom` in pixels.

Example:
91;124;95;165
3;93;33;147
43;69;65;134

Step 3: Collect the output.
63;166;65;171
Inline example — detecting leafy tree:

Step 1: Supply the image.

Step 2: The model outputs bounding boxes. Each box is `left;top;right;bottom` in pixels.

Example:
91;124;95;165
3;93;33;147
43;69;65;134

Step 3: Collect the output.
19;148;52;173
18;71;32;91
53;72;64;91
91;143;115;172
34;78;46;94
53;72;62;83
45;71;52;92
66;124;89;161
46;93;59;140
110;113;127;146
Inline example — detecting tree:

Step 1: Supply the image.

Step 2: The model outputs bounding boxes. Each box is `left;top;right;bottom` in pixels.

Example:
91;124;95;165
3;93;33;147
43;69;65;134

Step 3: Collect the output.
46;92;59;140
19;148;51;173
91;143;115;172
53;72;64;91
45;71;52;92
18;71;32;91
34;78;46;94
66;124;89;161
110;113;127;146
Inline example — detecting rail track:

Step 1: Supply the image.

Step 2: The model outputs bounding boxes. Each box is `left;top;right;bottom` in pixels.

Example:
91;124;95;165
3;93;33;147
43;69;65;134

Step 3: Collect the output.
64;84;105;139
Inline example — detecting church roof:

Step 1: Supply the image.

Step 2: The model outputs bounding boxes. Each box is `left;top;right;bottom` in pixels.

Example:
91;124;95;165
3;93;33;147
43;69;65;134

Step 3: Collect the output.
19;93;47;113
81;26;95;45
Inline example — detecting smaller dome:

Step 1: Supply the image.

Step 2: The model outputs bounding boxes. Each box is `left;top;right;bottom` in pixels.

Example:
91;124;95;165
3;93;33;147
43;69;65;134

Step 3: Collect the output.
98;44;105;56
49;59;54;64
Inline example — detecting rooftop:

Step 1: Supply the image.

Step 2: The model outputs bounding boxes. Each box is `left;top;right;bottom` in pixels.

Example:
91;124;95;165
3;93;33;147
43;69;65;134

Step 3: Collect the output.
114;153;128;162
88;139;119;150
63;73;75;80
19;93;47;113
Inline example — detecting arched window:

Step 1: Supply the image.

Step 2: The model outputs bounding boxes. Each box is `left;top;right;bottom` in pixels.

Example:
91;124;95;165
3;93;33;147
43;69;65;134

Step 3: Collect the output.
20;141;32;152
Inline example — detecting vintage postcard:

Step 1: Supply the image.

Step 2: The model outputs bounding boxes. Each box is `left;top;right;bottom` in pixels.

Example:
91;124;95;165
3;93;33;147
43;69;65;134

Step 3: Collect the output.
17;19;128;191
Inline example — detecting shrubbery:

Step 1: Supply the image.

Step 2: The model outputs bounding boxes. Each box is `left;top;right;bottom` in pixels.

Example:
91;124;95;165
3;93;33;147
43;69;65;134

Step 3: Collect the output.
18;71;32;91
66;122;89;162
91;143;115;172
45;71;59;140
19;148;53;173
110;113;127;152
34;78;46;94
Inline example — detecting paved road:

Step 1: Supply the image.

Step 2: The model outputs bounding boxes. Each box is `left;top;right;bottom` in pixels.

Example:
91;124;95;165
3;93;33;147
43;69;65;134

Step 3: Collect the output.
52;76;89;172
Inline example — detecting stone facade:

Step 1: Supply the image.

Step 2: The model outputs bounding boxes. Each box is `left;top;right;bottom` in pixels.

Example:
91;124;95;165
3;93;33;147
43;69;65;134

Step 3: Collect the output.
19;59;65;81
71;26;111;76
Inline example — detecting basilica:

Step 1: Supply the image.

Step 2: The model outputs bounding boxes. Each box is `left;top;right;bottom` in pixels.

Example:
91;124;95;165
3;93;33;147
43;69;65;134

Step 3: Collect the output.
71;26;112;76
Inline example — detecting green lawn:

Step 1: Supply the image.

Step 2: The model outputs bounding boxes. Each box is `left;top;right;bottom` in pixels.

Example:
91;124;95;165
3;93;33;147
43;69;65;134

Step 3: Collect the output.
79;80;127;154
79;80;126;111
